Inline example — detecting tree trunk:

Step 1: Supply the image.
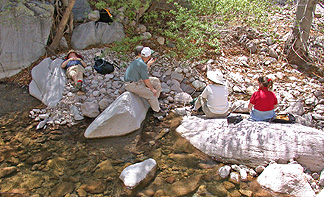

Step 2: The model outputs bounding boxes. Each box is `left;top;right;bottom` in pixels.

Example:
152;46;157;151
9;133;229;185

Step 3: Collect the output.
47;0;76;55
284;0;318;67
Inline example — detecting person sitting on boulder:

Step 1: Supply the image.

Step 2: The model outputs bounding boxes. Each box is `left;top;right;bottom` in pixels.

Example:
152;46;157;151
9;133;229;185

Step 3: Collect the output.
61;50;87;92
124;47;162;112
193;70;230;118
248;76;278;121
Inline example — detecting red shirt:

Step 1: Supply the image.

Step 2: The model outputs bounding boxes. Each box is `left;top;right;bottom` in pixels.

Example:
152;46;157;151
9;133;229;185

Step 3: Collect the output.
250;87;277;111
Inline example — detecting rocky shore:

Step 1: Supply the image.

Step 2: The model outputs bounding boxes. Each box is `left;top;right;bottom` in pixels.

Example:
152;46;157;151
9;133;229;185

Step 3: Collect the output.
1;4;324;197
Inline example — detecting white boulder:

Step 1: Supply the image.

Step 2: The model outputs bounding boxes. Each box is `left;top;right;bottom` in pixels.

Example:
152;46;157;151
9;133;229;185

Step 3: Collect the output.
257;163;315;197
176;116;324;172
29;58;65;107
119;158;157;189
84;92;150;138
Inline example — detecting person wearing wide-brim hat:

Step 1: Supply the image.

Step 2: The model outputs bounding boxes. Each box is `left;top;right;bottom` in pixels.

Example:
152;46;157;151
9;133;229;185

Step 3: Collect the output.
194;70;230;118
61;49;87;92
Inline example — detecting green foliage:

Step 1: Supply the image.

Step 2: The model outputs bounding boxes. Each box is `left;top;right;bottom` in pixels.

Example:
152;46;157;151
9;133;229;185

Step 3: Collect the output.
91;0;273;60
111;36;142;53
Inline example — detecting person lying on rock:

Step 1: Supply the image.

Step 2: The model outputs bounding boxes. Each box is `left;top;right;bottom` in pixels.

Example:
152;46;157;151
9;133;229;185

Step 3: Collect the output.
124;47;162;112
61;50;87;92
248;76;278;121
193;70;230;118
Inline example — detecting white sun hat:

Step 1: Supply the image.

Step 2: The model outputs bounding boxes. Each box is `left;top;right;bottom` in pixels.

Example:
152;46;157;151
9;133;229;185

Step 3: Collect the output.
141;47;154;57
207;70;226;85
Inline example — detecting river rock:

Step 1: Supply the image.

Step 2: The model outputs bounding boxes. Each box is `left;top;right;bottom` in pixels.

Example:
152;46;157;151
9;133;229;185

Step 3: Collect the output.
165;174;203;196
177;117;324;172
94;159;117;178
0;1;54;79
0;167;17;178
218;165;231;179
84;92;150;138
51;182;74;197
257;163;315;196
81;102;100;118
174;92;192;104
119;158;157;189
79;180;106;194
231;100;249;113
71;21;125;50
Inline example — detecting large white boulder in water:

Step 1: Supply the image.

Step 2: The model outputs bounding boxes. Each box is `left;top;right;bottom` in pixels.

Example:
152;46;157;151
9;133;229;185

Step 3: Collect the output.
29;58;65;107
176;116;324;172
84;92;150;138
119;158;157;189
257;163;315;196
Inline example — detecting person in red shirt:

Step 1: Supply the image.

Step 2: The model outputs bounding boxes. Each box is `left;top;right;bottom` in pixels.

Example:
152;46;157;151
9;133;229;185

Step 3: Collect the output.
248;76;278;121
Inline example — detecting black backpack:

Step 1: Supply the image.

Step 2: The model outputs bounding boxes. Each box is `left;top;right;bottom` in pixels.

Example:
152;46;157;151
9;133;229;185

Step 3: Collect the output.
270;113;296;124
93;58;116;75
96;9;113;24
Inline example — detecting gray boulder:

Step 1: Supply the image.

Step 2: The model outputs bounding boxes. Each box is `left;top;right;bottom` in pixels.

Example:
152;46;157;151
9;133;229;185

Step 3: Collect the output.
29;58;65;107
84;92;150;138
0;1;54;79
71;21;125;50
258;163;315;197
177;117;324;172
81;102;100;118
71;0;92;21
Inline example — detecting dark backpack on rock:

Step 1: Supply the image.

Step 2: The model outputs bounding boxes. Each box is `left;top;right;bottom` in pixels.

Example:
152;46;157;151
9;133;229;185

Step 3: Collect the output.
270;113;296;124
93;58;115;74
227;115;243;124
96;9;113;24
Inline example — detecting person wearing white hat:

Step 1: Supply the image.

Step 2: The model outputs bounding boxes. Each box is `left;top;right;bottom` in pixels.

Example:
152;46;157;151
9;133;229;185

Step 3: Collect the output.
124;47;162;112
194;70;229;118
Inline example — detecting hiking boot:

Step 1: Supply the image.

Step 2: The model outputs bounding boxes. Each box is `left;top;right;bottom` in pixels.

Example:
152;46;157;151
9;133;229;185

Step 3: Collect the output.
80;86;86;92
76;81;82;89
71;87;80;93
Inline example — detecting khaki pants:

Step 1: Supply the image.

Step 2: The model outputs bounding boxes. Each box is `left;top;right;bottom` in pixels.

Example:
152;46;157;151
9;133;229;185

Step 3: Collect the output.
66;65;85;82
125;77;162;112
194;95;229;118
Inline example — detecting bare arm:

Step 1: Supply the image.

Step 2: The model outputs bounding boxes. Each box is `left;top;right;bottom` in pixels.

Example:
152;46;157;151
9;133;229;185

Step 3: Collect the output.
248;102;253;112
78;58;87;68
146;58;156;68
61;59;68;68
143;78;157;97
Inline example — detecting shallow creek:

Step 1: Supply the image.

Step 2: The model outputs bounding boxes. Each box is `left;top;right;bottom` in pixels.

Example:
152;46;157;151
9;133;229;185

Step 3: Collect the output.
0;83;289;197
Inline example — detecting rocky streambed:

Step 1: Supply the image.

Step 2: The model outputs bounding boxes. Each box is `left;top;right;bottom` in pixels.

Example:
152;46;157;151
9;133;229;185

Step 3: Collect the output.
0;83;290;197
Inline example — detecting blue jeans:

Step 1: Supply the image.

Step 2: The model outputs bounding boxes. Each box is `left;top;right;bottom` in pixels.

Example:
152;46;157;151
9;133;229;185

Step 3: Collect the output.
250;109;276;121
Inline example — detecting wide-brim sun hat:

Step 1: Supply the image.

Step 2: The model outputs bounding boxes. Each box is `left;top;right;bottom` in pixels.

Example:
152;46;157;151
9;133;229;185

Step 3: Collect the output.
67;49;78;56
207;70;226;85
141;47;155;57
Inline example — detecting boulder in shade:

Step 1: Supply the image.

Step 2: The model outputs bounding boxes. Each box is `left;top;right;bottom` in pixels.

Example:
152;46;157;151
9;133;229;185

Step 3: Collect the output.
84;92;150;138
29;58;65;107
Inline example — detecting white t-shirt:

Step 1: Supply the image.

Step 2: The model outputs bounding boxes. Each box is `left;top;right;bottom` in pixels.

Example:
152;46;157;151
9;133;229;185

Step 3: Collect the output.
201;84;229;114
